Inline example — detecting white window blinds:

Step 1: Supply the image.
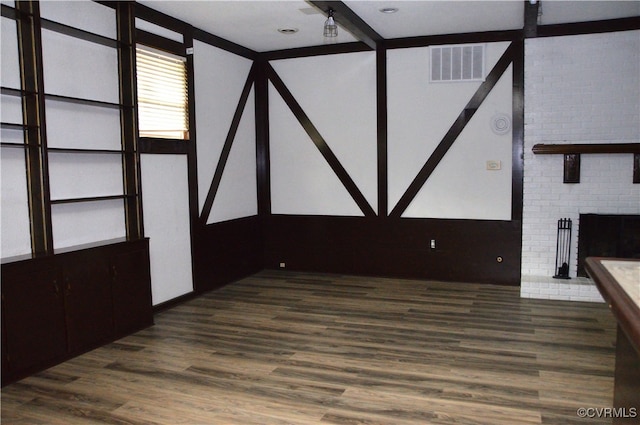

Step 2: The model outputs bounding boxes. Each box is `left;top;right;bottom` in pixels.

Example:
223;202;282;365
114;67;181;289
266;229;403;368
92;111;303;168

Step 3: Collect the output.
136;45;188;139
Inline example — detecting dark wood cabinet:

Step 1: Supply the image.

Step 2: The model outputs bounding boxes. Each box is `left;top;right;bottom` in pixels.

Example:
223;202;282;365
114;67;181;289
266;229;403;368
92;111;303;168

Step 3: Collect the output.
2;262;67;377
111;246;153;336
1;238;153;386
62;252;114;353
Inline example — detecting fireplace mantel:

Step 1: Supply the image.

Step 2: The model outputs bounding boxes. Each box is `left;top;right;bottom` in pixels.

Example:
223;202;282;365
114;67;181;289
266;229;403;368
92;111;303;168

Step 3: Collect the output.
531;143;640;183
532;143;640;155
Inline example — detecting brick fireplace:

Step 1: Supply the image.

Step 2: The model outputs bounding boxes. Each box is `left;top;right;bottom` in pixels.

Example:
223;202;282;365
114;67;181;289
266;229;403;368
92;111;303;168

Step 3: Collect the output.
520;30;640;302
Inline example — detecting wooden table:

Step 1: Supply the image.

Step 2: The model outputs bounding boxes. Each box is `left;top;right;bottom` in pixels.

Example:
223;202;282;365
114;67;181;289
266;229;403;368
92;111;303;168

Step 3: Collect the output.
585;258;640;424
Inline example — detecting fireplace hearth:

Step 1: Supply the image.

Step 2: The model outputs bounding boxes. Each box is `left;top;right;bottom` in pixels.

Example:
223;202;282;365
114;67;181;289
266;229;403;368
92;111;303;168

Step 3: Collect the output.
577;214;640;277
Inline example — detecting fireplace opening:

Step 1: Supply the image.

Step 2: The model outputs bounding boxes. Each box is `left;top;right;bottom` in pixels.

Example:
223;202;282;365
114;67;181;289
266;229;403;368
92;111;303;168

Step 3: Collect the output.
577;214;640;277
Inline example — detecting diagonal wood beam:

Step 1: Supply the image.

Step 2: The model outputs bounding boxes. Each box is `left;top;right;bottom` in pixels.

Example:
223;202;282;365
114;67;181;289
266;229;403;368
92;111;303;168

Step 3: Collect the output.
308;1;383;50
199;63;257;225
266;63;376;217
389;42;517;218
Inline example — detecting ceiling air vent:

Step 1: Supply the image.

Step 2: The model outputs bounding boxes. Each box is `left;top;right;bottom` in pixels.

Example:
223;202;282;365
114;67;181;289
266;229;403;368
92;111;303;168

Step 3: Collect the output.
430;44;485;82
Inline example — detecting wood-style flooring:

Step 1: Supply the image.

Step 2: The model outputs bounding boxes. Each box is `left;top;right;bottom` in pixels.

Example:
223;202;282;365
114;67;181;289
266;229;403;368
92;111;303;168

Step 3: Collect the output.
1;270;617;425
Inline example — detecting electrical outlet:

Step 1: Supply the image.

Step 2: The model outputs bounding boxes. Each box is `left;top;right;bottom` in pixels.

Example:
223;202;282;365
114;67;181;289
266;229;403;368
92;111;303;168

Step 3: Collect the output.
279;262;286;268
430;239;436;249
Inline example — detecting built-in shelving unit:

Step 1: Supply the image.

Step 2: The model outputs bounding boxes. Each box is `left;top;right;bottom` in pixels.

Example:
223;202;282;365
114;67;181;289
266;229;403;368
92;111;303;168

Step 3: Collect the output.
1;1;142;254
1;1;151;388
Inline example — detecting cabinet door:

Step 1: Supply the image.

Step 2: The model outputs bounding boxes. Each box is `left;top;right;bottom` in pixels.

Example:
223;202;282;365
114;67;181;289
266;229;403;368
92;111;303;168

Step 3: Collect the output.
2;265;67;376
63;252;114;353
111;243;153;336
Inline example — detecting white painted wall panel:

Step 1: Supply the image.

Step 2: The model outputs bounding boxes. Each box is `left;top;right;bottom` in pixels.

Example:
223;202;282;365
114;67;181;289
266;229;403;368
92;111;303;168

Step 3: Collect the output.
40;0;116;39
140;154;193;305
404;66;513;220
1;147;32;258
41;29;119;103
1;94;22;124
270;52;377;213
45;100;121;150
48;152;123;200
51;200;126;250
1;17;20;89
193;40;254;216
270;83;362;216
388;42;511;218
210;88;257;223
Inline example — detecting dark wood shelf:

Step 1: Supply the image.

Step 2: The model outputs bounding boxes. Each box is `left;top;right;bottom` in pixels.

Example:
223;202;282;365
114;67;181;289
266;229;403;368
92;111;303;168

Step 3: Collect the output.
45;93;123;110
0;142;39;149
41;18;119;49
1;87;25;97
0;122;34;131
532;143;640;155
2;89;129;111
50;194;135;205
47;147;134;155
0;4;16;19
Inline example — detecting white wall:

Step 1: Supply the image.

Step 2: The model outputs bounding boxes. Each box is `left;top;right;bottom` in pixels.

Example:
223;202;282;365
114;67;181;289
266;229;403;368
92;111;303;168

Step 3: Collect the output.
193;40;257;223
141;154;194;305
387;42;513;219
522;30;640;278
269;51;377;216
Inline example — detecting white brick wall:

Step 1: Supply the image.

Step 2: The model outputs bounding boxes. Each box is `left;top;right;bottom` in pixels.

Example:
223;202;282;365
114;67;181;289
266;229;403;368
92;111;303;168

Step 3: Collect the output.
521;30;640;299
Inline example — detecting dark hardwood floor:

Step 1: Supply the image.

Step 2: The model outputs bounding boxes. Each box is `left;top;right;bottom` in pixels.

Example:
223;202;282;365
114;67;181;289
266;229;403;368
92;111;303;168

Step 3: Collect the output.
1;270;617;424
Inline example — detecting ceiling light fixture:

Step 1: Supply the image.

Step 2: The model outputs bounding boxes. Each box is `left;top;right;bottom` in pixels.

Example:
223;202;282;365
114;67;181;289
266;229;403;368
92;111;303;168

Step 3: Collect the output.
278;28;298;34
323;8;337;37
379;7;398;14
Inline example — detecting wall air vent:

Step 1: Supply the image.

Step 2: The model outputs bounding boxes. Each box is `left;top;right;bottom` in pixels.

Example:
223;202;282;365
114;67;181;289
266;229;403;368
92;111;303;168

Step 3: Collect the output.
430;44;485;82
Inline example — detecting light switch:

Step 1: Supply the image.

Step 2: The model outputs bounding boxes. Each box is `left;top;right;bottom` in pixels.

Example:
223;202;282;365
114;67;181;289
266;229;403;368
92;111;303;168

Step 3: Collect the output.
486;160;501;170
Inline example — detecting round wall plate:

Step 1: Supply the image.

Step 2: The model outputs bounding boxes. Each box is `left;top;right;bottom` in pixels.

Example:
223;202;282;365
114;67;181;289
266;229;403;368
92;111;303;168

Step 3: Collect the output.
491;113;511;135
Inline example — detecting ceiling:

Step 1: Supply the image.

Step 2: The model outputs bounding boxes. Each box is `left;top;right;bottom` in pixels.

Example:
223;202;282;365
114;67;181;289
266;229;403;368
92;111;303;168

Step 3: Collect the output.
137;0;640;53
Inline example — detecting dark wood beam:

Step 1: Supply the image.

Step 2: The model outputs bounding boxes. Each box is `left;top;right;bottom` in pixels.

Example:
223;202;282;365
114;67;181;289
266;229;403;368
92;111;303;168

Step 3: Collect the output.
193;28;258;61
261;42;370;61
376;43;388;218
537;16;640;38
511;39;525;221
15;0;53;255
255;60;272;216
116;1;144;241
308;1;382;50
385;30;521;50
523;0;539;38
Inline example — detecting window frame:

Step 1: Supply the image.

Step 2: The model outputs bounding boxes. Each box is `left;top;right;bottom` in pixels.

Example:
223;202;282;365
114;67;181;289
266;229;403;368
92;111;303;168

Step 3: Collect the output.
135;41;186;141
134;29;190;144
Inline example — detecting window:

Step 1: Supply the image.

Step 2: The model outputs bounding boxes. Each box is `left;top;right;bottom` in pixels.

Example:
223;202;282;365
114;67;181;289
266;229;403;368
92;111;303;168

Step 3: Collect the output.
136;45;188;139
430;44;485;82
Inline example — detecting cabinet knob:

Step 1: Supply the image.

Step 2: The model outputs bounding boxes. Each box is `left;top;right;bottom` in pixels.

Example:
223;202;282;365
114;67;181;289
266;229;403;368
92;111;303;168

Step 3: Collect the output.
53;280;60;295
